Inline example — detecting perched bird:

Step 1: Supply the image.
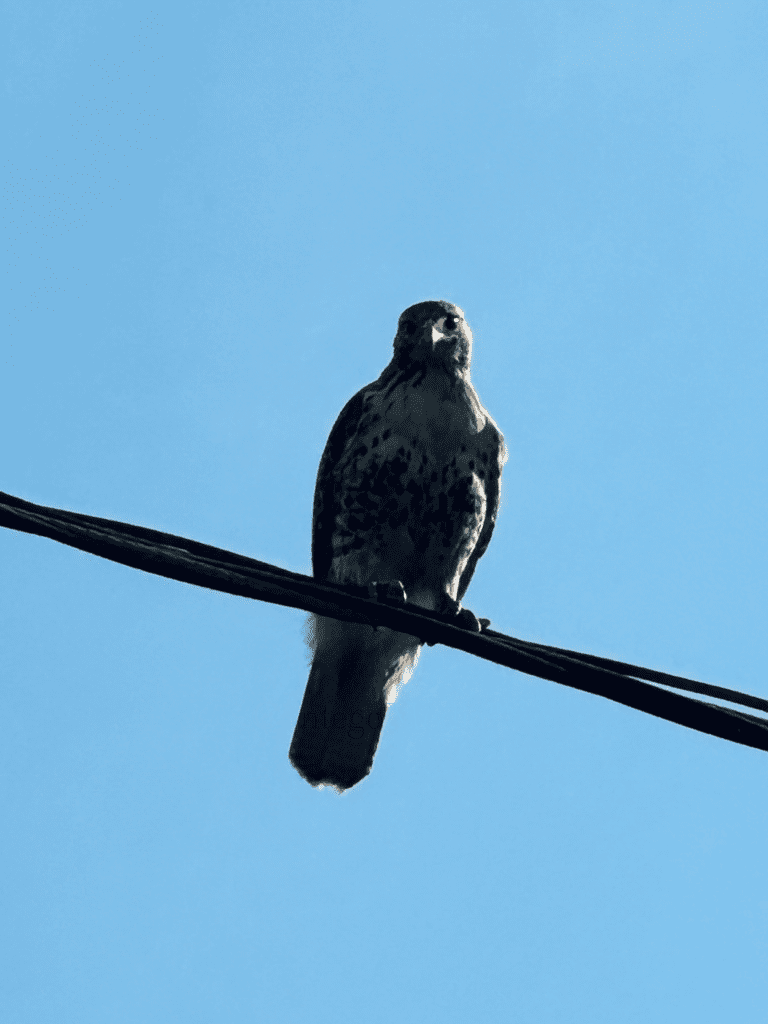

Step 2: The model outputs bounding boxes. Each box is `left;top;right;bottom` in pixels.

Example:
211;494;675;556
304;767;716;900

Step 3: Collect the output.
290;300;506;791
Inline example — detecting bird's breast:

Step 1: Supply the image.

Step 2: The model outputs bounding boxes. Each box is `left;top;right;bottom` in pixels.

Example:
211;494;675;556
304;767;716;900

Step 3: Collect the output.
373;374;487;464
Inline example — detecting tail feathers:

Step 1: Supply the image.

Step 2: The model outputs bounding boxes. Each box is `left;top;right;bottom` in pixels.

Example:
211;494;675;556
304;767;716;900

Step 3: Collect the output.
289;655;387;790
289;618;421;791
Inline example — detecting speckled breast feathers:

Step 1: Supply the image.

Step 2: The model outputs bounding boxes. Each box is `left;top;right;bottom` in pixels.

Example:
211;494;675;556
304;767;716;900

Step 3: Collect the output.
312;301;505;614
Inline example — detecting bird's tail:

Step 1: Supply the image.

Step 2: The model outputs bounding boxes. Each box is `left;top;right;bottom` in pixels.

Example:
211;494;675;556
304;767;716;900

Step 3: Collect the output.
289;615;420;791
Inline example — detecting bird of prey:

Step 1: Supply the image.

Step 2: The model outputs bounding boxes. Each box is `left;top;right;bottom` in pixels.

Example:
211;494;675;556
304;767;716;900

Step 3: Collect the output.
289;300;506;791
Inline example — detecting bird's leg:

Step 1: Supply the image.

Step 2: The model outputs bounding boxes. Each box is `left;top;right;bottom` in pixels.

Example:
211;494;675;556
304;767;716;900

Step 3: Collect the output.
367;580;407;631
366;583;491;640
436;593;489;633
367;580;408;604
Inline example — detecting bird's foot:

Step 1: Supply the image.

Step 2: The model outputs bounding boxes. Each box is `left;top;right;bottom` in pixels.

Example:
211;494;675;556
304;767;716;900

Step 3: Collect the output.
422;596;484;646
436;594;490;633
368;580;407;604
367;581;408;631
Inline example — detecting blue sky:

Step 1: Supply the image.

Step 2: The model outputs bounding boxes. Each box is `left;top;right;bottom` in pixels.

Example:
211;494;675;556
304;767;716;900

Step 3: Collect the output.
2;1;768;1021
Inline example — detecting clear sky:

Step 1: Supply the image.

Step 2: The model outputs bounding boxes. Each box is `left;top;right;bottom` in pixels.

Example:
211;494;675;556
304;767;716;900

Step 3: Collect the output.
2;2;768;1021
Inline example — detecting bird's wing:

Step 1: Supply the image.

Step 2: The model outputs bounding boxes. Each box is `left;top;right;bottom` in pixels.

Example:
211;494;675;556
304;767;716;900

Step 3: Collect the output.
456;421;506;603
311;383;371;581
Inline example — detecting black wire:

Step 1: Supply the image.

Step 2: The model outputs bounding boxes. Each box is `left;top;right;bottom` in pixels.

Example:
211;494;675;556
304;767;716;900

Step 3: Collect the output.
486;633;768;715
2;488;767;754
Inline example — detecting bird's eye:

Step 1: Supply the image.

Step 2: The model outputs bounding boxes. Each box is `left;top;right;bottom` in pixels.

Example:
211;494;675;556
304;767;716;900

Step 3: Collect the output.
444;315;459;331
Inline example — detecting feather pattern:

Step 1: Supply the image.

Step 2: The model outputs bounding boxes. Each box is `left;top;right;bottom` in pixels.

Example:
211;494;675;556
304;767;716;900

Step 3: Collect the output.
290;301;506;790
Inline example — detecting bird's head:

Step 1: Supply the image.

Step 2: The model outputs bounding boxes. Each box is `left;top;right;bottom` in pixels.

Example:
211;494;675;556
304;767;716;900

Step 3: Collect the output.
392;300;473;375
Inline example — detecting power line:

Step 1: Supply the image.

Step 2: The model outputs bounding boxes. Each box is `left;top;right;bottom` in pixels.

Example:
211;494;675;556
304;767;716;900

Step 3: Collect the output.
2;488;767;754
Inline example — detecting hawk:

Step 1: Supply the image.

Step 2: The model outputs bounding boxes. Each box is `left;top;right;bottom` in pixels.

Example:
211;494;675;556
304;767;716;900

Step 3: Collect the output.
289;300;506;790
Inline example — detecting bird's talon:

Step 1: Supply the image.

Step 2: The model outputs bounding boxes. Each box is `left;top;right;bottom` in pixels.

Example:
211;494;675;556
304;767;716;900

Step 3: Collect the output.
436;595;483;632
437;593;460;617
455;607;482;632
368;580;407;604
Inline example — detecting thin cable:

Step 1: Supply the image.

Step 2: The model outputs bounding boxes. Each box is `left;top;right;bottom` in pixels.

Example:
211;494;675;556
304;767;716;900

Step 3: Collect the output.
2;488;767;754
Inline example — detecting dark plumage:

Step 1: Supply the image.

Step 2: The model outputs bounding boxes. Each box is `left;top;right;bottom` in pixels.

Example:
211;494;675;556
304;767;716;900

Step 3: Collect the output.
289;300;506;790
